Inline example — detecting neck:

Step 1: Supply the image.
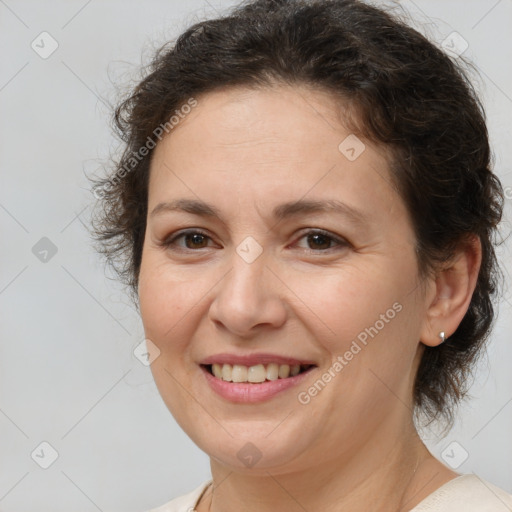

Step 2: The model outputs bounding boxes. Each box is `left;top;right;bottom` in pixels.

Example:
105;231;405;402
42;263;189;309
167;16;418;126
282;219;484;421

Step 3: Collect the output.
202;419;437;512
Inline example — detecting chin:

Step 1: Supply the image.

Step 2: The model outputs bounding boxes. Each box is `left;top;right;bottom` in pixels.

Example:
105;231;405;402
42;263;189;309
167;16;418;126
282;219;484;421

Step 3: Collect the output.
186;423;315;475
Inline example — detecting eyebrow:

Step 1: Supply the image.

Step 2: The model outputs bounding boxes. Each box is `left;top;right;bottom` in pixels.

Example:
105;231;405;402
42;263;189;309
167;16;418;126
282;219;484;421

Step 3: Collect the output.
150;198;369;226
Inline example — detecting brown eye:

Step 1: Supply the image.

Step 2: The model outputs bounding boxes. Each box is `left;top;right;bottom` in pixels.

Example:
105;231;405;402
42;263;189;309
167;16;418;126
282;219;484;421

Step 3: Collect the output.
306;233;333;250
182;232;209;249
294;229;349;252
163;230;213;250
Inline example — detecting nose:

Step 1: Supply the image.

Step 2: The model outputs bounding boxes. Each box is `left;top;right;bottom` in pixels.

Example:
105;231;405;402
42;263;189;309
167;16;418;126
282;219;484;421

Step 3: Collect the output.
208;251;287;338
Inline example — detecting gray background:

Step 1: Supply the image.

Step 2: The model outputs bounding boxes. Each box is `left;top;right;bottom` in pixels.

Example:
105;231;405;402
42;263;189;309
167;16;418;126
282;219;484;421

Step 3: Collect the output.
0;1;511;511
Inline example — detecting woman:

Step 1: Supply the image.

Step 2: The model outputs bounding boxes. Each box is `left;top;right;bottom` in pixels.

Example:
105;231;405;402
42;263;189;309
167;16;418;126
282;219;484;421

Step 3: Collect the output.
90;0;511;510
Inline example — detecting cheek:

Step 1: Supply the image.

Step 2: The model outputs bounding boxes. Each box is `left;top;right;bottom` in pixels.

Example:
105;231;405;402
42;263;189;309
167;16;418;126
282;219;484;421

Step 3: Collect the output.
138;258;203;419
289;262;402;346
306;258;421;379
138;255;191;349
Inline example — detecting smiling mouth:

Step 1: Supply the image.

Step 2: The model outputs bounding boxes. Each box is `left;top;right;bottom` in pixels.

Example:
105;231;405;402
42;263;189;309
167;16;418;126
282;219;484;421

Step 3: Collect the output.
201;363;316;383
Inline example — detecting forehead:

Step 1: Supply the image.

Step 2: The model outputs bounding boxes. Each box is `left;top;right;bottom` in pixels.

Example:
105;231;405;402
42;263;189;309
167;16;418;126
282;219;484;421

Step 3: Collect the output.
147;85;402;224
154;85;361;161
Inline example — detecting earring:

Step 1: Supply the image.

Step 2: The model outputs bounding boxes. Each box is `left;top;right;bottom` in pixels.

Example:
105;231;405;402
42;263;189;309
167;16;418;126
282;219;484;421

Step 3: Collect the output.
439;331;446;343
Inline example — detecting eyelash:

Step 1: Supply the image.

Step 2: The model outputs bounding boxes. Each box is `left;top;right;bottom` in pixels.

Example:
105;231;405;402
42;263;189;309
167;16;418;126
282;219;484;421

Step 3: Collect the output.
160;228;349;254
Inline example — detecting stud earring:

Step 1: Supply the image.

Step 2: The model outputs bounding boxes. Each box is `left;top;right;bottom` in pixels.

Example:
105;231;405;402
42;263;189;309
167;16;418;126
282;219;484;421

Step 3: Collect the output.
439;331;446;343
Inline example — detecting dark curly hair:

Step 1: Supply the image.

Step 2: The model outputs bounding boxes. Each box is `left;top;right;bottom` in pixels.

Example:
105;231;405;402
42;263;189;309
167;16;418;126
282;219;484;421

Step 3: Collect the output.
88;0;504;426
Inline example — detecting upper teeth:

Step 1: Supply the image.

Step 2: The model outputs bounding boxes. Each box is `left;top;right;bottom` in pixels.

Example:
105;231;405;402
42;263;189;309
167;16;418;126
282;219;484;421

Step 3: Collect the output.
211;363;303;383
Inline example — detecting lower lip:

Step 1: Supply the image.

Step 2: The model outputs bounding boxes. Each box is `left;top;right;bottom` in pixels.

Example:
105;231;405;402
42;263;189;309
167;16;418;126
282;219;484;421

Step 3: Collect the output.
200;365;316;403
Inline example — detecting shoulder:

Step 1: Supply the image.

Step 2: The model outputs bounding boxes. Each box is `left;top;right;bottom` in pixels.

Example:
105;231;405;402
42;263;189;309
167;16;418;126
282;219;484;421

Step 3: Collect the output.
411;474;512;512
145;480;213;512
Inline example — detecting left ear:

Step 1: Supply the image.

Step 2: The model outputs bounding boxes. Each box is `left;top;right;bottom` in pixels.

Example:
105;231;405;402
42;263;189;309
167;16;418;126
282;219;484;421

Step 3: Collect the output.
420;235;482;347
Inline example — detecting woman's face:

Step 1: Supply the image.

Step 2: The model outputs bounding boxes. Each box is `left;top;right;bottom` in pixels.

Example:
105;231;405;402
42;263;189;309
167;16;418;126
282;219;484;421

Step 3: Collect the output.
138;85;431;474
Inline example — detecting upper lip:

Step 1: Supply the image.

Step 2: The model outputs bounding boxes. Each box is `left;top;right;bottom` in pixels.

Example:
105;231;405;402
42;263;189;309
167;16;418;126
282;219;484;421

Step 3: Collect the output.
199;353;317;367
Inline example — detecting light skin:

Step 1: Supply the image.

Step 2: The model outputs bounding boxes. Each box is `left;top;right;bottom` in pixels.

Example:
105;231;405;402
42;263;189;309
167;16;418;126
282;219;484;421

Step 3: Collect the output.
137;84;481;512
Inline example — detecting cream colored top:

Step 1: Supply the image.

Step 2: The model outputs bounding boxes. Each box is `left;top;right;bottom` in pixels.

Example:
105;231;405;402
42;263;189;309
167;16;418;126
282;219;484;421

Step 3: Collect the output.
146;474;512;512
